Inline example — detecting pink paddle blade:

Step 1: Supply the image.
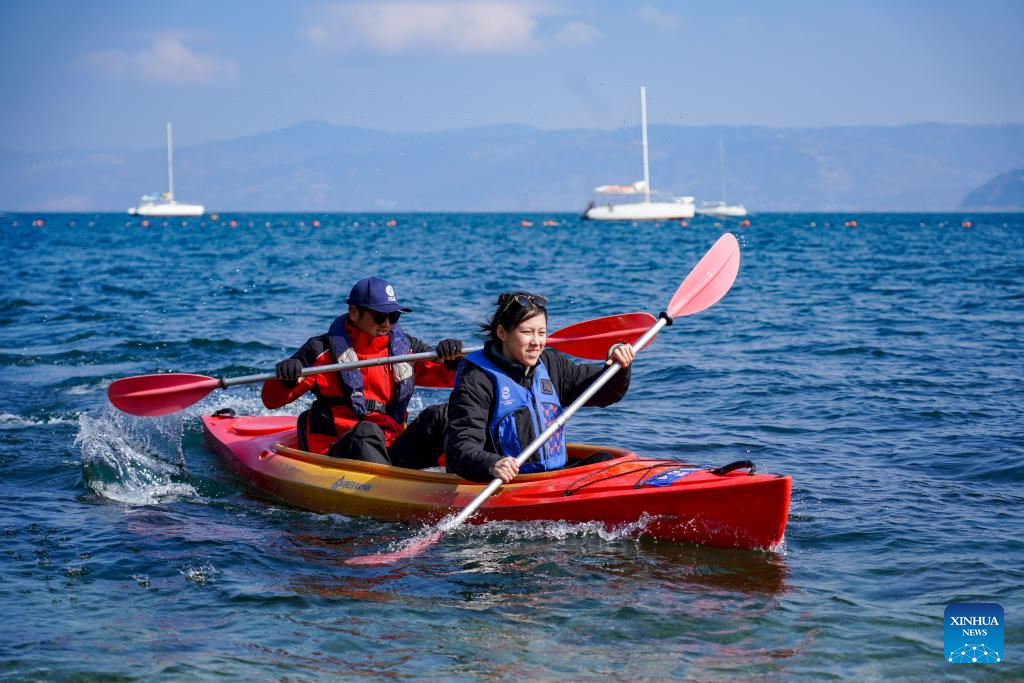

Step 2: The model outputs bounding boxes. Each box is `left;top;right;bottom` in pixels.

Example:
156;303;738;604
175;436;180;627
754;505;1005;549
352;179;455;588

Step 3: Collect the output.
107;373;221;417
345;531;444;565
548;312;658;358
668;233;741;318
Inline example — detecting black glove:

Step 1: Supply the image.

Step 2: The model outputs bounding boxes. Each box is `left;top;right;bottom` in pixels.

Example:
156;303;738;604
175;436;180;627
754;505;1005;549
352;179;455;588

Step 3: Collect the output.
275;358;303;384
435;338;464;369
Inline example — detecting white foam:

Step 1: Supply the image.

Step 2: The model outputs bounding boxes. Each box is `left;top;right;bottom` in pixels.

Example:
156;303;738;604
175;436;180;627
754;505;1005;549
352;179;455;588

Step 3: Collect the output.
0;412;77;429
66;384;100;396
451;515;654;543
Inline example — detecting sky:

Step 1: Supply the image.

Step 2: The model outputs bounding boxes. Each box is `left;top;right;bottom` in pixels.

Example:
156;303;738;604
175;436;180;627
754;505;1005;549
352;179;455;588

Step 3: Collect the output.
1;0;1022;152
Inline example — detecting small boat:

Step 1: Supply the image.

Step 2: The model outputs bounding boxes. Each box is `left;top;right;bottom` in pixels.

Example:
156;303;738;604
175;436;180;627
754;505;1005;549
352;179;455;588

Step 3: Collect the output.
127;122;204;217
695;141;747;218
696;200;748;218
202;412;791;550
583;87;696;221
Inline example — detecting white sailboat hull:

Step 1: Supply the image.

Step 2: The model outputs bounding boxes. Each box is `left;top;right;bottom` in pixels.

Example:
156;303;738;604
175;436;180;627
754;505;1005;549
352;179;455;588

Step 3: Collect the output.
696;203;747;218
584;199;695;221
128;202;204;217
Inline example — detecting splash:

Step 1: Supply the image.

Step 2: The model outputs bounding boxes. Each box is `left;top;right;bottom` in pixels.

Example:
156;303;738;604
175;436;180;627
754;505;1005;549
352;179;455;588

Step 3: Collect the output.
180;562;219;585
75;406;197;505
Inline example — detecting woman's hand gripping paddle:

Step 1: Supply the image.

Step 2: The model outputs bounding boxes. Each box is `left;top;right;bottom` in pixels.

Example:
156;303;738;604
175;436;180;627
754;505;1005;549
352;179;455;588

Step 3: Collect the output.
107;313;658;417
345;233;741;565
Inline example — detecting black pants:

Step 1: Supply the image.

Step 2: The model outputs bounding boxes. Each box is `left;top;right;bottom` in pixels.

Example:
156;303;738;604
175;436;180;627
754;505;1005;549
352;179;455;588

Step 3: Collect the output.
326;403;448;469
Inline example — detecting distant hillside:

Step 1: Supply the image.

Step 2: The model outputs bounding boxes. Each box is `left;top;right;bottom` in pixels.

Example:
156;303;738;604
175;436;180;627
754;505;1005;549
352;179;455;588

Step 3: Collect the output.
959;167;1024;210
2;121;1023;212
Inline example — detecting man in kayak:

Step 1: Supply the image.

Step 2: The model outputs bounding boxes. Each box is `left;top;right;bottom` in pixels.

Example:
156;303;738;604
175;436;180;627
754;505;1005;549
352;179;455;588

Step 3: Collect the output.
444;291;635;482
262;276;462;468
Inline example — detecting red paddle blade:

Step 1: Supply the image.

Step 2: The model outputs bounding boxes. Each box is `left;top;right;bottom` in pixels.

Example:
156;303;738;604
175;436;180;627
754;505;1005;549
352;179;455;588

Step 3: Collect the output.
548;312;658;358
107;373;221;417
345;530;444;565
668;232;741;318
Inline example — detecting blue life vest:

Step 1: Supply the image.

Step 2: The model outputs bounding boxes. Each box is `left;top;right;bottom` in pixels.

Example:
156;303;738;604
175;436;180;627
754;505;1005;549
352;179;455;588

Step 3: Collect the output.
461;349;567;473
327;316;414;426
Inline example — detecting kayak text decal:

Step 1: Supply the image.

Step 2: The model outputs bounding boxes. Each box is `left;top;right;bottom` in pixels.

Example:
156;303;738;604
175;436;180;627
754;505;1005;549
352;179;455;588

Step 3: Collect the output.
331;475;373;493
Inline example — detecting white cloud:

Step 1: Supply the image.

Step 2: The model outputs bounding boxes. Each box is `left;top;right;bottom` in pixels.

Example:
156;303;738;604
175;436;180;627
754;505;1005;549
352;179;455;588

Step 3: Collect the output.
304;2;545;54
79;37;237;84
553;21;600;46
636;4;682;31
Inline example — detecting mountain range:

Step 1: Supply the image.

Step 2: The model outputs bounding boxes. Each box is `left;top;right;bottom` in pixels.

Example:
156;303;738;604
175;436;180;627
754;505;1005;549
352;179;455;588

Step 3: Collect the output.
3;121;1023;212
959;166;1024;210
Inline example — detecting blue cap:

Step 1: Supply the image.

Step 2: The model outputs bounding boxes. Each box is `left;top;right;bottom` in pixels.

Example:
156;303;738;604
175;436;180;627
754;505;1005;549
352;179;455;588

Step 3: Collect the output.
346;276;413;313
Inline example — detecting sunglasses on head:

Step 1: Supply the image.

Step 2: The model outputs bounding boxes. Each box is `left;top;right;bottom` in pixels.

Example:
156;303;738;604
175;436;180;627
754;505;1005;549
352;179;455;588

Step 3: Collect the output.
362;308;401;324
498;292;548;316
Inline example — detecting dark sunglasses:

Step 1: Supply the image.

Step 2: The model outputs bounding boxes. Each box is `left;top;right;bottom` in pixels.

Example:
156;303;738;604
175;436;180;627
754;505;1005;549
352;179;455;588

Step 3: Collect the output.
362;308;401;324
498;292;548;316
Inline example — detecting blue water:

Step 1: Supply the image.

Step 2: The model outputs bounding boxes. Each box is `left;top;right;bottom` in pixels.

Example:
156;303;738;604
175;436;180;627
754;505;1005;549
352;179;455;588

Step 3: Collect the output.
1;212;1021;680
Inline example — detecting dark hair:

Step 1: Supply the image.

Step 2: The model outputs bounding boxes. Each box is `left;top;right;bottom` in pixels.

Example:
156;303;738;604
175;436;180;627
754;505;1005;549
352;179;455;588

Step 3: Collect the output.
479;291;548;344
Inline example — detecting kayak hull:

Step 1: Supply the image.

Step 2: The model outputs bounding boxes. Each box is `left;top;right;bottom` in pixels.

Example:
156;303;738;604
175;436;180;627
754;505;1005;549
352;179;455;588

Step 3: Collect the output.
202;414;791;550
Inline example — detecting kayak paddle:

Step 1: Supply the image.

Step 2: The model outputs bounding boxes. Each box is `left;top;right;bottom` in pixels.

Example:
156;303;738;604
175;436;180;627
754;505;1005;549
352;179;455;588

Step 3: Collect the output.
345;232;741;565
108;312;658;417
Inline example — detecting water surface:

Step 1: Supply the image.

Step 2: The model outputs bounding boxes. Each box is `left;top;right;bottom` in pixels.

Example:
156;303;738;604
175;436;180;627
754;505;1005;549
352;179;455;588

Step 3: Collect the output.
1;212;1021;679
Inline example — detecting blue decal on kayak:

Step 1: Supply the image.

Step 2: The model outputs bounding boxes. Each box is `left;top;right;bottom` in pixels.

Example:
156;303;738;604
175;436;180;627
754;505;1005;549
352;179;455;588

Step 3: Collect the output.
640;467;703;487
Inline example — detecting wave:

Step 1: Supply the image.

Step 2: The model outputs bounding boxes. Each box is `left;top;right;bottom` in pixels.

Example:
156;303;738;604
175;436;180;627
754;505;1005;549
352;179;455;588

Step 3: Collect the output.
0;411;78;429
115;338;280;353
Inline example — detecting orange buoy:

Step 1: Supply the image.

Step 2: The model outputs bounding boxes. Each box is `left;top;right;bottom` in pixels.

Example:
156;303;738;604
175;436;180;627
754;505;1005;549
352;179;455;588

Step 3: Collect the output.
312;220;321;228
520;220;533;227
961;220;972;228
679;220;688;227
210;214;219;221
739;219;751;227
141;220;149;227
229;220;238;227
386;219;397;227
846;220;858;228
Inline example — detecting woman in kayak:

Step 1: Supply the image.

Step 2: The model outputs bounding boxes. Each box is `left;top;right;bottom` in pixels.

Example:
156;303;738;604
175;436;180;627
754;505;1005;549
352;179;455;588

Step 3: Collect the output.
262;276;462;468
444;291;635;483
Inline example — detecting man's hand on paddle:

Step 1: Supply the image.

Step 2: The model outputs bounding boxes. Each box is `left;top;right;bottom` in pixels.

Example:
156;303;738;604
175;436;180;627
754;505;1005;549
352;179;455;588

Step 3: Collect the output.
435;338;464;369
489;457;519;483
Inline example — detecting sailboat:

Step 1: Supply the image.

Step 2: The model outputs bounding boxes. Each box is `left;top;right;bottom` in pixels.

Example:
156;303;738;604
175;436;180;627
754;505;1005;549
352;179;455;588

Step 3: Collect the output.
583;87;695;221
127;122;204;217
696;141;747;218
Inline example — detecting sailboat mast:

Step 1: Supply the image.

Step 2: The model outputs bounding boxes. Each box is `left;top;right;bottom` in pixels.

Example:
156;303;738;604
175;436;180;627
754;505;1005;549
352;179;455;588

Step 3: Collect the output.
640;86;651;203
166;122;174;201
718;140;727;204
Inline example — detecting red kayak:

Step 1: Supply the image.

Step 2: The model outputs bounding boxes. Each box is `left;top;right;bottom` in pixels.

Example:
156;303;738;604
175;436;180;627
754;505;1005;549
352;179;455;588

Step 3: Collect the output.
203;412;791;550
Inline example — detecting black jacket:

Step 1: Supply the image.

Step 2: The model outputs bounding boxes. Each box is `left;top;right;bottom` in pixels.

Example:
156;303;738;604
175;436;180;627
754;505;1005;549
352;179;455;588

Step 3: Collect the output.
444;343;631;482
